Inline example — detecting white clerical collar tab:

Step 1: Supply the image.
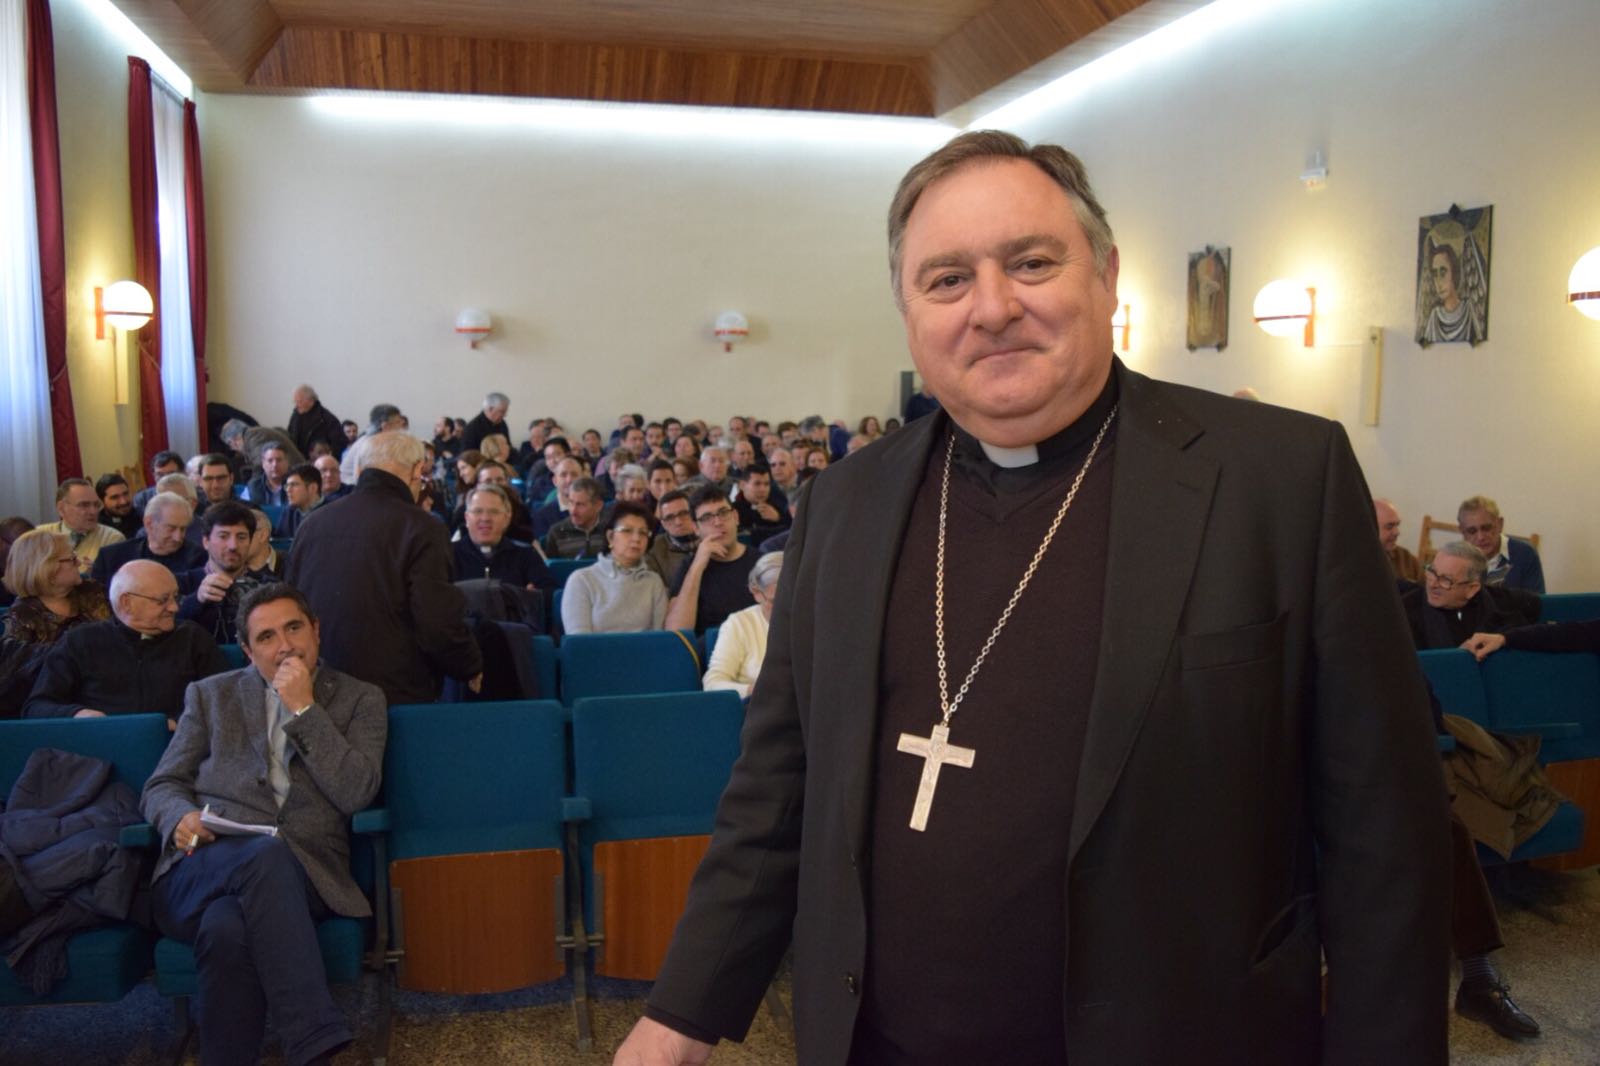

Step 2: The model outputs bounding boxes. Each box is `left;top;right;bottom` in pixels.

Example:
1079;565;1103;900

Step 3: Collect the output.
978;440;1040;468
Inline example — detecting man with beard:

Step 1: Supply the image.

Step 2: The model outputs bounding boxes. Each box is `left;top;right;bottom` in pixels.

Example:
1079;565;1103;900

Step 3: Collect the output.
178;502;275;644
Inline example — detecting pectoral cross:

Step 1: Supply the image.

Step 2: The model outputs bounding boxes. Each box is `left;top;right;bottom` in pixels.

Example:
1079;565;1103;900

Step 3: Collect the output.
896;722;975;832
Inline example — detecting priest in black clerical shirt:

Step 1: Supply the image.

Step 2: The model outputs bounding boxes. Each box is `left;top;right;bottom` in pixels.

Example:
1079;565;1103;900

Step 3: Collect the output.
1402;540;1540;650
618;133;1450;1066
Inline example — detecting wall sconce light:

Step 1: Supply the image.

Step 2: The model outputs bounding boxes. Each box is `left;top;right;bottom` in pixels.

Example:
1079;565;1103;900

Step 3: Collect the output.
455;308;492;348
713;310;749;353
94;280;153;339
1569;247;1600;321
1110;303;1131;351
1253;280;1315;347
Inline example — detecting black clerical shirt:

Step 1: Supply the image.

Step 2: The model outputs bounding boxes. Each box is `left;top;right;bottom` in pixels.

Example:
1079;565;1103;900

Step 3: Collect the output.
852;378;1117;1066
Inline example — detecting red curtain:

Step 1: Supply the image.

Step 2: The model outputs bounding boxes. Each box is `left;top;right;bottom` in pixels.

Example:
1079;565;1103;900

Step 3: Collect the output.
27;0;81;480
127;57;167;468
183;100;208;446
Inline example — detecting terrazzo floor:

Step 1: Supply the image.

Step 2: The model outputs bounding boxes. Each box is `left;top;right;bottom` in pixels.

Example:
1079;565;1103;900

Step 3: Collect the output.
3;866;1597;1065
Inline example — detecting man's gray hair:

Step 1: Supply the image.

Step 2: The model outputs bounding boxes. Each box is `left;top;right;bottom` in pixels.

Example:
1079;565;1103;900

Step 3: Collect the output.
367;404;402;435
484;391;509;410
219;418;248;444
748;551;784;593
295;384;318;401
360;432;425;474
155;472;196;504
886;129;1115;309
1435;541;1488;583
145;492;193;524
798;415;826;434
616;463;647;487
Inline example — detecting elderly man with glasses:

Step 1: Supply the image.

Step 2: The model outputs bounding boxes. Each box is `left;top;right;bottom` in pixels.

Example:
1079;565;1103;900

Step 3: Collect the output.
35;478;125;574
24;559;227;726
663;485;757;634
1401;541;1541;650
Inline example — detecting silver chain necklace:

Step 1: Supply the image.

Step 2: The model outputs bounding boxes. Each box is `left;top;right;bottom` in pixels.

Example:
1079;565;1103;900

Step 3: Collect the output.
896;405;1118;832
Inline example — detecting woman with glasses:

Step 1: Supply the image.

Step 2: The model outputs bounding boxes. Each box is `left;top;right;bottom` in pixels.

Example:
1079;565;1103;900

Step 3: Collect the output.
560;503;668;635
2;531;113;713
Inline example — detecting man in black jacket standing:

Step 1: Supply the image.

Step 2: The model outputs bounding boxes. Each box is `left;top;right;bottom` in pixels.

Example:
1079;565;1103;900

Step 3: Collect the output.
460;391;510;452
286;432;482;704
287;384;347;459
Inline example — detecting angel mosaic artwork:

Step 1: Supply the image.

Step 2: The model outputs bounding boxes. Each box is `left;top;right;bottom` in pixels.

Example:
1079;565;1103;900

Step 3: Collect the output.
1415;204;1492;346
1186;245;1230;350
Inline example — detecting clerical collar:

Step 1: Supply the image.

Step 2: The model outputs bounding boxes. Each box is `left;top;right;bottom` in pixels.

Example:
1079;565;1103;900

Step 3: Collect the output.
949;369;1119;493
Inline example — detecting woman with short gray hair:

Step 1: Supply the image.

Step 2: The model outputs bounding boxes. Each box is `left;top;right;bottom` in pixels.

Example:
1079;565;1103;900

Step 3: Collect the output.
703;551;783;698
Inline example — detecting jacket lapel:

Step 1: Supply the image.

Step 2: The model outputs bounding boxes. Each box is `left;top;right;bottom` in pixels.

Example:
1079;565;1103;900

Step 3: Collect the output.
1069;366;1218;863
234;667;273;769
838;413;944;868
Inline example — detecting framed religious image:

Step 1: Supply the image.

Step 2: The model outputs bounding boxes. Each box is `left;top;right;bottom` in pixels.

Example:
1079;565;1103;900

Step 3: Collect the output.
1415;204;1492;347
1186;245;1230;350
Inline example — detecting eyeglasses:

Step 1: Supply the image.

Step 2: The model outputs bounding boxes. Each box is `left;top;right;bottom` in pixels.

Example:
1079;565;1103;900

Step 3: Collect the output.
611;525;652;538
660;509;692;524
695;506;736;525
1423;565;1475;591
126;591;181;607
1459;523;1498;537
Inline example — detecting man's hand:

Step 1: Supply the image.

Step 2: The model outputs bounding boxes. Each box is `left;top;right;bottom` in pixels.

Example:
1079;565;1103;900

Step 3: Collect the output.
612;1017;713;1066
196;571;234;604
1461;632;1507;661
467;673;484;694
272;655;316;712
754;502;779;522
173;809;217;855
74;708;105;718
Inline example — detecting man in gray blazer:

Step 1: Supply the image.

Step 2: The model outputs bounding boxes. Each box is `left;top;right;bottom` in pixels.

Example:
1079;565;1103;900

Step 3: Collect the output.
142;582;385;1066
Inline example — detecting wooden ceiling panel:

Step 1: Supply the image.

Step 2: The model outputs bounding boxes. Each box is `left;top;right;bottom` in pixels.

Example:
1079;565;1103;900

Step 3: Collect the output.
248;26;935;116
114;0;282;89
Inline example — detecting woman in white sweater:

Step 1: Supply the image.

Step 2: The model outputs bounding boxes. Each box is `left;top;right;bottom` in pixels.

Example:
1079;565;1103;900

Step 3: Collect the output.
703;551;784;698
560;502;667;634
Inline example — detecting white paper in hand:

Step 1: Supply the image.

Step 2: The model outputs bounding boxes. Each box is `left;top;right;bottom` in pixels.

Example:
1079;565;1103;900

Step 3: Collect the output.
200;805;278;838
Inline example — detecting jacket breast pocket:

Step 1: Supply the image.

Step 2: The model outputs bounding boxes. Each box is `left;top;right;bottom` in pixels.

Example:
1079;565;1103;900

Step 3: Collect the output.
1179;612;1288;672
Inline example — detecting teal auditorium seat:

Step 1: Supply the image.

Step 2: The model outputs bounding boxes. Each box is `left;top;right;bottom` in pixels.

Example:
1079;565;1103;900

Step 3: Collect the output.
531;635;559;702
218;643;246;670
1538;593;1600;624
1416;650;1587;864
546;557;597;588
558;631;703;704
569;690;745;984
0;714;171;1006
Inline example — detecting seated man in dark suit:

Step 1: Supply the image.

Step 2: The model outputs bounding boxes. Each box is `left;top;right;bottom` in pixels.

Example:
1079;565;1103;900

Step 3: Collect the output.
178;502;276;644
732;463;790;546
89;492;206;586
244;441;292;508
273;464;325;539
450;485;555;590
1402;541;1540;650
141;582;385;1066
25;559;227;727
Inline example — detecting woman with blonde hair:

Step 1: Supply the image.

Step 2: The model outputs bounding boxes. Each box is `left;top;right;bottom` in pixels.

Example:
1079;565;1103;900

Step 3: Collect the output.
2;530;111;712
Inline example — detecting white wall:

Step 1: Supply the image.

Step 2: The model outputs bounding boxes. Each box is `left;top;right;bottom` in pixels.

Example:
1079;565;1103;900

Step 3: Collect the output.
1000;0;1600;589
200;98;943;437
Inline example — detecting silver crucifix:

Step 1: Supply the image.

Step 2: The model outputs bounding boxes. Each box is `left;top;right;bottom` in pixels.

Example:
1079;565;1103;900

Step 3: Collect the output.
896;722;976;832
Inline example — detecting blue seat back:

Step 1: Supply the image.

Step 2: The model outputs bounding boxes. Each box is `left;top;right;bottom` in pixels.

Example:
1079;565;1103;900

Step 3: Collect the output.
559;631;703;704
384;700;567;861
572;690;745;843
0;714;171;797
218;643;247;669
1416;650;1489;727
1539;593;1600;624
547;557;597;588
1480;650;1600;761
530;634;559;701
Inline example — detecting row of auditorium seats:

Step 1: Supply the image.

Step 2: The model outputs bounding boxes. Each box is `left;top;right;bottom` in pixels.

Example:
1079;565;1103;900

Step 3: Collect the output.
0;690;747;1055
1418;648;1600;866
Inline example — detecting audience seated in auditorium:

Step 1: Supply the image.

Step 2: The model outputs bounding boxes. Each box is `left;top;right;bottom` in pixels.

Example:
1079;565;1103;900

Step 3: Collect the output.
682;445;732;496
273;464;325;538
560;502;667;634
673;435;700;462
131;450;184;513
287;431;482;705
1402;541;1541;650
543;477;609;560
179;502;275;644
468;461;534;542
245;509;285;578
614;464;651;506
94;473;141;539
646;460;679;507
758;476;810;555
511;419;546;476
664;485;758;634
222;418;305;478
1459;495;1545;593
460;391;511;452
767;447;800;498
244;442;292;508
90;492;205;585
287;383;347;459
521;435;568;507
25;559;226;727
728;438;757;479
0;515;41;608
478;433;513;468
432;415;463;466
313;454;351;503
341;419;359;443
1;530;112;712
532;455;584;540
645;489;698;584
703;551;783;699
1375;498;1424;583
734;463;790;545
37;478;125;574
643;421;668;463
197;453;240;509
141;582;383;1066
450;485;555;591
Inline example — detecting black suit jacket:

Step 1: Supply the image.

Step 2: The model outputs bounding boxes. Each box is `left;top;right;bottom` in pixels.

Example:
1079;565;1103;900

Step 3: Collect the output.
648;363;1451;1065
